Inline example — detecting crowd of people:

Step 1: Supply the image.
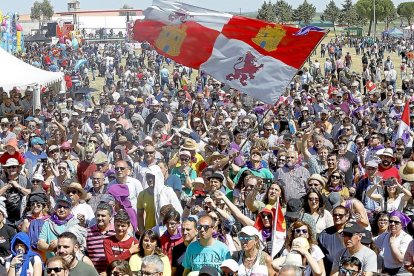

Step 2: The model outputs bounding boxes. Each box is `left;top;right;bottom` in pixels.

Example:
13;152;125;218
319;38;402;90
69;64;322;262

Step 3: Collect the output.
0;33;414;276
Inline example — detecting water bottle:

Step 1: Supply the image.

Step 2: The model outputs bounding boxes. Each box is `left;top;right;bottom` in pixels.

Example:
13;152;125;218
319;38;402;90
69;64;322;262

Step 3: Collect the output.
15;248;23;272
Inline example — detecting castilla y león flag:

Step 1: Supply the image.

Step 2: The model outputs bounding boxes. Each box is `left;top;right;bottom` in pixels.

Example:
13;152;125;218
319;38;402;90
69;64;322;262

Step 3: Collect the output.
134;0;326;104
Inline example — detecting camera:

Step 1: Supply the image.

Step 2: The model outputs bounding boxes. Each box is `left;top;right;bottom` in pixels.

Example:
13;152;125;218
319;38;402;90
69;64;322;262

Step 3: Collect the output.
383;179;394;186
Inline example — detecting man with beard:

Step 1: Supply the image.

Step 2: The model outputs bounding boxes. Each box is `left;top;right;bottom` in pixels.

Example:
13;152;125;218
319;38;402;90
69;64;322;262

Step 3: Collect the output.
365;132;384;162
57;232;99;275
144;100;169;134
331;222;377;276
377;148;401;182
113;106;130;130
172;216;199;275
182;215;230;274
76;144;98;188
38;195;80;258
86;203;115;274
336;136;359;189
318;205;350;275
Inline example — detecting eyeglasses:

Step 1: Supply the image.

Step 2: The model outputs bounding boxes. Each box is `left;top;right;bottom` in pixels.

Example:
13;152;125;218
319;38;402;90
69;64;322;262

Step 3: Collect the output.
197;224;213;231
57;166;67;170
238;235;255;242
389;220;401;225
115;167;127;171
339;266;360;276
47;267;65;274
137;270;160;276
308;183;320;187
31;202;43;207
308;197;319;202
294;228;308;234
378;219;389;223
92;177;103;181
333;213;346;218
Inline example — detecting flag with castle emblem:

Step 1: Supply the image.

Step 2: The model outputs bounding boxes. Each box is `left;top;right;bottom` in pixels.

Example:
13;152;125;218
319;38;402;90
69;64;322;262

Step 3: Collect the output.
134;0;325;104
396;100;412;145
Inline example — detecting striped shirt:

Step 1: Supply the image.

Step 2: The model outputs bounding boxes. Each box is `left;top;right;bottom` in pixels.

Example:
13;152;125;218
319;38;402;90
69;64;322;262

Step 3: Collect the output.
86;224;116;273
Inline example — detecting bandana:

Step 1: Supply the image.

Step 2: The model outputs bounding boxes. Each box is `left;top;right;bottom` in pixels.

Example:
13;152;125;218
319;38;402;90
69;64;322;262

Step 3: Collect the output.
50;213;74;226
164;226;183;241
389;210;411;228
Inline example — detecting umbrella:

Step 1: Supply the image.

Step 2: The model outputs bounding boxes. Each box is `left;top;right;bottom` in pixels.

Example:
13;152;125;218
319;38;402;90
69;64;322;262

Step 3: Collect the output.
74;59;87;71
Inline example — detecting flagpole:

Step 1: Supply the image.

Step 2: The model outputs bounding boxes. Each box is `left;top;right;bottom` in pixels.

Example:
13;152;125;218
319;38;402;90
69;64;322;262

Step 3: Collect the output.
271;195;280;258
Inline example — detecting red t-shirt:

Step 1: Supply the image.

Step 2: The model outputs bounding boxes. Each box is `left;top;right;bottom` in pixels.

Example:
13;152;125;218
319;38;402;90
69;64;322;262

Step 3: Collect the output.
0;152;25;165
378;165;401;182
160;233;183;264
103;235;139;264
77;161;97;188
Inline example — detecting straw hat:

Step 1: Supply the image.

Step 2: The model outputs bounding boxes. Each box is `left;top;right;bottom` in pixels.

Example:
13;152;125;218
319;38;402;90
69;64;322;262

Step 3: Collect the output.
205;152;226;164
376;148;396;162
62;182;87;200
181;138;198;151
399;161;414;182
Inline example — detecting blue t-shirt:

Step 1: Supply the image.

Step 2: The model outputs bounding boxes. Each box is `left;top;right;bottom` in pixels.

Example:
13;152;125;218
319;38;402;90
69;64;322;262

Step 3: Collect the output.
166;174;182;192
183;240;231;272
23;151;47;169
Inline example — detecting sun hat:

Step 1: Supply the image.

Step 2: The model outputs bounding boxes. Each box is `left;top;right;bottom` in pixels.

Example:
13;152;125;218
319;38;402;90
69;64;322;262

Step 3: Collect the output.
399;161;414;182
307;174;326;186
179;150;191;158
3;158;19;167
205;152;226;164
285;198;303;219
4;138;19;151
376;148;396;162
32;173;44;181
181;138;198;151
220;259;238;272
62;182;87;200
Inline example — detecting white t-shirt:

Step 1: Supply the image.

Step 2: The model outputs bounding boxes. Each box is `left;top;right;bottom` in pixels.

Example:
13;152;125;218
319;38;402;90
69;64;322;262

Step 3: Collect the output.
282;244;324;276
332;246;377;273
72;202;95;227
312;210;334;234
374;231;413;268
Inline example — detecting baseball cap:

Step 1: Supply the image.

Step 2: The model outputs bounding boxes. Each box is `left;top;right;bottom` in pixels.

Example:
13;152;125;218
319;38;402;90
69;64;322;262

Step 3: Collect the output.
343;221;365;234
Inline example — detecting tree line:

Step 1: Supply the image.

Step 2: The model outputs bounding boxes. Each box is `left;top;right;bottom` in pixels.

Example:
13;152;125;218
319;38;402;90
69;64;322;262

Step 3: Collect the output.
257;0;414;36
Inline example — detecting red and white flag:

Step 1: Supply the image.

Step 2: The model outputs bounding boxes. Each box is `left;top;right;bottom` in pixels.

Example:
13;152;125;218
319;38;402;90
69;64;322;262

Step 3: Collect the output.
396;100;412;144
134;0;325;104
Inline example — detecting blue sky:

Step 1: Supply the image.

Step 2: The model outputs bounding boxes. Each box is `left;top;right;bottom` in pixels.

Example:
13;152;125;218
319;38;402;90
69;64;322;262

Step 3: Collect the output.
1;0;406;14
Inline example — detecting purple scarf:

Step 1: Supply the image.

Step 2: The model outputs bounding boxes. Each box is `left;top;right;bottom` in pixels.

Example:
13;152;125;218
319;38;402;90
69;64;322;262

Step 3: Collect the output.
213;231;226;243
261;228;272;240
50;213;74;226
165;226;183;241
329;185;343;192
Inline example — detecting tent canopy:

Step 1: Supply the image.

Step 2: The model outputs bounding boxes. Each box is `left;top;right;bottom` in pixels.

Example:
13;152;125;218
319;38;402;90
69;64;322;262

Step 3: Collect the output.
0;47;63;91
383;27;404;38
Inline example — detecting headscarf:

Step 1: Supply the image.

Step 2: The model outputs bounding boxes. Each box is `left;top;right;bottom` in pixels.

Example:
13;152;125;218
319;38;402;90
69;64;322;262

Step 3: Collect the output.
107;184;138;231
10;232;41;276
389;210;411;228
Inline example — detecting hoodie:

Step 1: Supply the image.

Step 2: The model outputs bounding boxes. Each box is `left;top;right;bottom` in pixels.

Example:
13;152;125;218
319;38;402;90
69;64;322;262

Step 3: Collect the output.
10;232;41;276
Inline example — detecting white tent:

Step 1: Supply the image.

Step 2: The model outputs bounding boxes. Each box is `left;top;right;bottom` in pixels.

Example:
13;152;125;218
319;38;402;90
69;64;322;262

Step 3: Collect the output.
0;47;64;91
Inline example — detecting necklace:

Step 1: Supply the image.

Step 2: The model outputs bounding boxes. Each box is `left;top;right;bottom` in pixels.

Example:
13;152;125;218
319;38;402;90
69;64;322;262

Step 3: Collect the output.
243;249;260;276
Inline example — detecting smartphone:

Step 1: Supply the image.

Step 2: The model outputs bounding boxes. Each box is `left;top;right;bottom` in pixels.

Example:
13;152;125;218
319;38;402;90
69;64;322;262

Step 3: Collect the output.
383;179;393;186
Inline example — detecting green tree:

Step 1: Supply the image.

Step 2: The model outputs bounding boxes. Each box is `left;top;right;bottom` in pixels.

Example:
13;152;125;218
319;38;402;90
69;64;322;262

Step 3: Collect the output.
340;0;360;27
355;0;395;36
30;0;54;32
294;0;316;25
397;2;414;27
120;4;137;16
257;1;277;22
274;0;293;24
321;0;340;35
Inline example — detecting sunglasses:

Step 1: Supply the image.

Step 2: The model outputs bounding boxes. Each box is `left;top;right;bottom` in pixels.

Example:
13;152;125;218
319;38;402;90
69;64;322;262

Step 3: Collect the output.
32;180;42;184
331;175;341;180
6;166;18;169
294;228;308;234
56;205;70;210
342;232;356;238
67;190;79;195
238;235;255;242
389;220;401;225
31;202;43;207
180;157;190;162
197;224;213;231
47;267;65;274
339;267;360;276
308;197;319;202
261;214;272;220
115;167;127;171
333;213;346;218
144;151;155;155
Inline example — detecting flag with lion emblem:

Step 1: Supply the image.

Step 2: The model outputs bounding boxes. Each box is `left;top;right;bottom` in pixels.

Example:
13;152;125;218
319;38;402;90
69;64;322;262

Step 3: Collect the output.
133;0;326;104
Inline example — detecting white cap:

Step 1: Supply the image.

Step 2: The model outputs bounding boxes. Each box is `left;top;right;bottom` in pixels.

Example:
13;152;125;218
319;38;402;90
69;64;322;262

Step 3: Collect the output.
32;173;45;181
220;259;238;272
